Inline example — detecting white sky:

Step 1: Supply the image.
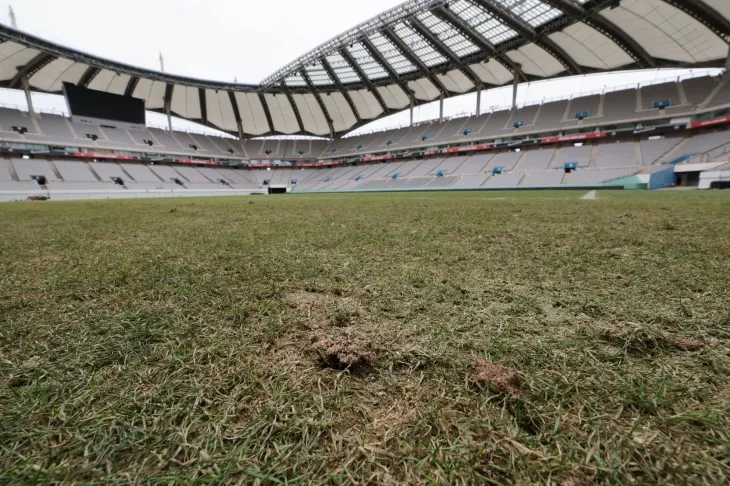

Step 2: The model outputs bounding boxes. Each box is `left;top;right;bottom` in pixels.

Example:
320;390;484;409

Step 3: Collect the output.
0;1;723;138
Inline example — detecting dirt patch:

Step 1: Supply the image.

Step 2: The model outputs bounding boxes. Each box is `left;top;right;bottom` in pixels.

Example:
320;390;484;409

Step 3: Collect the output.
280;291;375;370
284;291;363;328
312;329;374;370
472;359;520;395
600;323;704;353
283;291;329;311
670;336;704;351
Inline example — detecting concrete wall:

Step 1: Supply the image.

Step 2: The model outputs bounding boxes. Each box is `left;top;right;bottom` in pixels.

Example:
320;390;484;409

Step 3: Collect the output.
699;170;730;189
649;166;676;190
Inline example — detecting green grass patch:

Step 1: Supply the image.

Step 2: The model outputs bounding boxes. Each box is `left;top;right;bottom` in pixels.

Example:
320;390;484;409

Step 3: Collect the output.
1;191;729;484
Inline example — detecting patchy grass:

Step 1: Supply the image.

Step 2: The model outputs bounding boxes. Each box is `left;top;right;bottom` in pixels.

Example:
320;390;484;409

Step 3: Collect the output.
1;190;729;484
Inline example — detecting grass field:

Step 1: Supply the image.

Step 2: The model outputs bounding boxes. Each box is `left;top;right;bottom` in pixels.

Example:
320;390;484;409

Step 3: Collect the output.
1;190;729;484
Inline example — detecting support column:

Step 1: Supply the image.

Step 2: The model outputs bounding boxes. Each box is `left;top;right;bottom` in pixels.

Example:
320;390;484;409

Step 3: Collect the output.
476;86;482;117
439;94;444;123
409;97;414;128
512;74;519;111
237;120;245;140
21;75;34;117
164;95;173;132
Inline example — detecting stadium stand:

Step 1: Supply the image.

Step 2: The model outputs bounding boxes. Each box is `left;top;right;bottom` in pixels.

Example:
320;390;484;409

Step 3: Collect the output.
86;162;127;182
564;168;641;185
640;82;680;110
120;163;163;183
567;95;601;123
521;170;566;187
149;165;183;183
0;108;37;135
551;145;592;168
640;138;683;165
483;172;525;187
659;131;730;164
147;128;189;153
33;114;76;143
101;127;136;147
174;166;211;183
595;142;638;168
681;76;720;106
11;158;59;181
54;160;98;182
0;160;13;181
601;89;638;123
534;101;569;131
705;79;730;107
3;73;730;200
453;154;492;174
485;151;522;171
515;149;555;171
4;76;729;167
451;173;490;188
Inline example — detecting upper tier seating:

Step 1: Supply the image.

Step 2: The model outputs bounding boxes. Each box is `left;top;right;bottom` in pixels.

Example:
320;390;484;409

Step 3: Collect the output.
640;82;681;110
601;89;638;123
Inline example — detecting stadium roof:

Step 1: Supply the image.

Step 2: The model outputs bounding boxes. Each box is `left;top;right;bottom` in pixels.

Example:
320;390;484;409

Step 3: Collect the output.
0;0;728;139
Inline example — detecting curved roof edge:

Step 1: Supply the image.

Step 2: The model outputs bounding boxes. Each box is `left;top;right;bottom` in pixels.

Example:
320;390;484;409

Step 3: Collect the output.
0;0;727;140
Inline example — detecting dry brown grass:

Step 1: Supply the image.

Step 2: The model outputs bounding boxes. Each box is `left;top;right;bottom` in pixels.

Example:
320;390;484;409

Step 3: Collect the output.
1;190;729;484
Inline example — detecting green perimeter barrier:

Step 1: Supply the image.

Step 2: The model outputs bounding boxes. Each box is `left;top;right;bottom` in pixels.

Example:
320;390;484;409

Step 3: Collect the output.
602;175;647;190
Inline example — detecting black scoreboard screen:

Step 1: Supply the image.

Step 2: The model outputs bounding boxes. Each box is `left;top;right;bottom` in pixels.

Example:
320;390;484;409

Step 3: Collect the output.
63;82;145;125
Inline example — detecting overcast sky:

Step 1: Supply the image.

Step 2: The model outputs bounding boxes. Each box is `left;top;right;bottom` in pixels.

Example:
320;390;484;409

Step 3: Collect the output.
0;1;722;137
6;0;407;83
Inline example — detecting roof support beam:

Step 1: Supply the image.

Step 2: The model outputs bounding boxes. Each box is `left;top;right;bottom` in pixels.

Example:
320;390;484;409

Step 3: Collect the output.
301;70;335;139
257;93;276;136
227;90;245;139
78;66;100;88
659;0;730;40
321;57;363;127
431;6;527;83
470;0;582;75
280;84;306;135
361;38;403;82
124;76;139;97
21;75;35;116
163;83;174;132
361;38;416;107
198;88;207;124
381;27;450;95
408;17;482;87
540;0;656;68
9;52;55;89
339;48;391;117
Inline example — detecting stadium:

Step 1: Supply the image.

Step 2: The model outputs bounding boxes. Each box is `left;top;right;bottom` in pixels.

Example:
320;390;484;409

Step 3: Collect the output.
1;0;729;483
